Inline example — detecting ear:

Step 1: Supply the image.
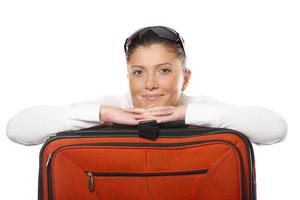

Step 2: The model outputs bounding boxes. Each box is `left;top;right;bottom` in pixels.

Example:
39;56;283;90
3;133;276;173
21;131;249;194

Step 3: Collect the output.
182;68;191;91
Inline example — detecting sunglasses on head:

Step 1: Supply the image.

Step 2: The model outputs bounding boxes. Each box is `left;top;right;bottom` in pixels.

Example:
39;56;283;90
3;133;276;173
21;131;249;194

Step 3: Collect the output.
124;26;185;55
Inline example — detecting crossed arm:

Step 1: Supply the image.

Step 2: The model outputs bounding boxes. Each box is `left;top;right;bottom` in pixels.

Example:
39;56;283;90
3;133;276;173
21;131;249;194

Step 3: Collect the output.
6;102;287;146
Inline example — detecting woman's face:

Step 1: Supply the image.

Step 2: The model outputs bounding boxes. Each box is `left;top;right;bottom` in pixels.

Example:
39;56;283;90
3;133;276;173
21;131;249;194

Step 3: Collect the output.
127;43;191;108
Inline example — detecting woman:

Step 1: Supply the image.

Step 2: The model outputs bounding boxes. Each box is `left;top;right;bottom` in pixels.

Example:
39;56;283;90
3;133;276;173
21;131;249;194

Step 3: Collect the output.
6;26;287;146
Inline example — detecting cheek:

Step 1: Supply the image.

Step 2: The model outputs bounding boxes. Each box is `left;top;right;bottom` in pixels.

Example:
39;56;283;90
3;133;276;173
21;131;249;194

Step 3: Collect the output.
161;75;183;91
128;77;142;93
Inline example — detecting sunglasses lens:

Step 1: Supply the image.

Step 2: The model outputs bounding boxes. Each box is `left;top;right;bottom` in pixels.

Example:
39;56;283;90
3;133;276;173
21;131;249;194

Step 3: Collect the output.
124;26;184;54
124;27;148;52
151;26;179;41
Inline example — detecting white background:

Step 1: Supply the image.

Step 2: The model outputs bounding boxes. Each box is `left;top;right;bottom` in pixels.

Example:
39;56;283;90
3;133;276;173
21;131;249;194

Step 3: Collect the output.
1;0;299;199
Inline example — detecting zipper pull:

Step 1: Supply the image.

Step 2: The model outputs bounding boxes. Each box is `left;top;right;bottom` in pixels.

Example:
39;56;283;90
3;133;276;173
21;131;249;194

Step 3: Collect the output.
87;172;94;192
46;153;52;167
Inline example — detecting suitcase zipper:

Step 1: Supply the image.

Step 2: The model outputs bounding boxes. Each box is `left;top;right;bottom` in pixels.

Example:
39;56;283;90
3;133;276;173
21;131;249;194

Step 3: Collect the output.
46;139;246;200
85;169;209;192
45;153;52;167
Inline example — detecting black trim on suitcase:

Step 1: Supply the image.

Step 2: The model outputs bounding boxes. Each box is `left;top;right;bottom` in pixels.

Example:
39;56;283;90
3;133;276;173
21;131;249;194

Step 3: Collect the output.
46;140;246;200
38;127;256;200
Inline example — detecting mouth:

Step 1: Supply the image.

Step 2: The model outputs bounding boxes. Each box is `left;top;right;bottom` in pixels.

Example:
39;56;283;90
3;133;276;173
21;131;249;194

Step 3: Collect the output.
142;94;165;101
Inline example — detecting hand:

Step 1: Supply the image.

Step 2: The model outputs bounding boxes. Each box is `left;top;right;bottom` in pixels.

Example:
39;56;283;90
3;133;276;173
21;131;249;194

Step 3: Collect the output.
124;105;187;124
100;105;144;125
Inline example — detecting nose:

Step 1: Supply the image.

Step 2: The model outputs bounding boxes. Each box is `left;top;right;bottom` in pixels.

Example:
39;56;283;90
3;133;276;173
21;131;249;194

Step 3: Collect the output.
145;74;159;90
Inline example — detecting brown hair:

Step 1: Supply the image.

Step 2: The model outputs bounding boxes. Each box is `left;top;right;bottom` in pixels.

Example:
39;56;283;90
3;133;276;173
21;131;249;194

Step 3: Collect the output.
125;30;186;67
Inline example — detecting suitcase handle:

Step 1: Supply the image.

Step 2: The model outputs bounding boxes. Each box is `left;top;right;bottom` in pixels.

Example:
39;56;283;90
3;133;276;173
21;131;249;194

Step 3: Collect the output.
111;120;186;129
138;120;186;140
111;120;186;140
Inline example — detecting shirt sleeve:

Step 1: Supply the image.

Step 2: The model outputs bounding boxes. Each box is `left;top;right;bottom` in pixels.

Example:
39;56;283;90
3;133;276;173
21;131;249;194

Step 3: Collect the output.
185;97;288;145
6;94;125;146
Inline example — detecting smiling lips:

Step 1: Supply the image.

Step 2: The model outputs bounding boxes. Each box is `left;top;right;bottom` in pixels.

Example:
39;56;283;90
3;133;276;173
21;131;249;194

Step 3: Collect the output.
142;94;164;101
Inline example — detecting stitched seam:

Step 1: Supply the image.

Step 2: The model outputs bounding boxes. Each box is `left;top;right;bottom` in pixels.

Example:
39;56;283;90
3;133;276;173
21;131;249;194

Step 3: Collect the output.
54;151;101;200
196;146;235;198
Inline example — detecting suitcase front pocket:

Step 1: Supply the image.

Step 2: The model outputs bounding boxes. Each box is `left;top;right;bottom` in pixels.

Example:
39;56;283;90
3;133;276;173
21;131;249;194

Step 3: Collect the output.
82;169;210;200
85;169;209;192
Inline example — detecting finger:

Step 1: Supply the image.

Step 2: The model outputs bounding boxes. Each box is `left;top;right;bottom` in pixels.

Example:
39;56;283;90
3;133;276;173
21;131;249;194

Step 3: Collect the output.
136;114;172;123
127;112;145;119
126;119;140;126
153;115;174;124
123;107;147;114
133;114;145;120
137;118;159;123
139;117;165;124
125;106;173;114
137;116;158;122
147;106;174;112
144;110;173;116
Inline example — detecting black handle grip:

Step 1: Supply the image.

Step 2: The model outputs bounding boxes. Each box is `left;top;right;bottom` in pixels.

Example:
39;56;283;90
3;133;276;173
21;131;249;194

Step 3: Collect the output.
137;120;186;140
71;120;187;140
138;120;158;140
110;120;186;140
111;120;186;129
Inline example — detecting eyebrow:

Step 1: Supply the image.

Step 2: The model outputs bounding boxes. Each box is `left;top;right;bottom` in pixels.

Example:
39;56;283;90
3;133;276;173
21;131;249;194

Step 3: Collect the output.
131;62;173;69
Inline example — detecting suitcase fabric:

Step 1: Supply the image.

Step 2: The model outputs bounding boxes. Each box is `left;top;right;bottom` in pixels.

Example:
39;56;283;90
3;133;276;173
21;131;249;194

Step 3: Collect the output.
38;120;256;200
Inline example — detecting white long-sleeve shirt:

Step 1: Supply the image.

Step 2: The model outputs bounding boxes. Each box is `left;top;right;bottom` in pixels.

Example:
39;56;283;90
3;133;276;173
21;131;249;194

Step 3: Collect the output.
6;92;287;146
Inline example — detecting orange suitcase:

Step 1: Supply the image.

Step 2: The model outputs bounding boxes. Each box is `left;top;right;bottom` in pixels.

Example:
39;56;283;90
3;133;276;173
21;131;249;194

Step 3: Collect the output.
38;120;256;200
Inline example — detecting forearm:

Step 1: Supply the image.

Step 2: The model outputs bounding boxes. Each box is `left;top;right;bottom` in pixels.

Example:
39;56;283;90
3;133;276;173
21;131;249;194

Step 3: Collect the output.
6;94;127;145
6;105;71;145
6;102;103;145
185;103;288;145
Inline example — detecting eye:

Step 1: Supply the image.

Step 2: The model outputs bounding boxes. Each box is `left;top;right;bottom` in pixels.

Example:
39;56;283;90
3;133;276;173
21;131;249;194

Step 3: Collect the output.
159;68;171;74
132;70;143;76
